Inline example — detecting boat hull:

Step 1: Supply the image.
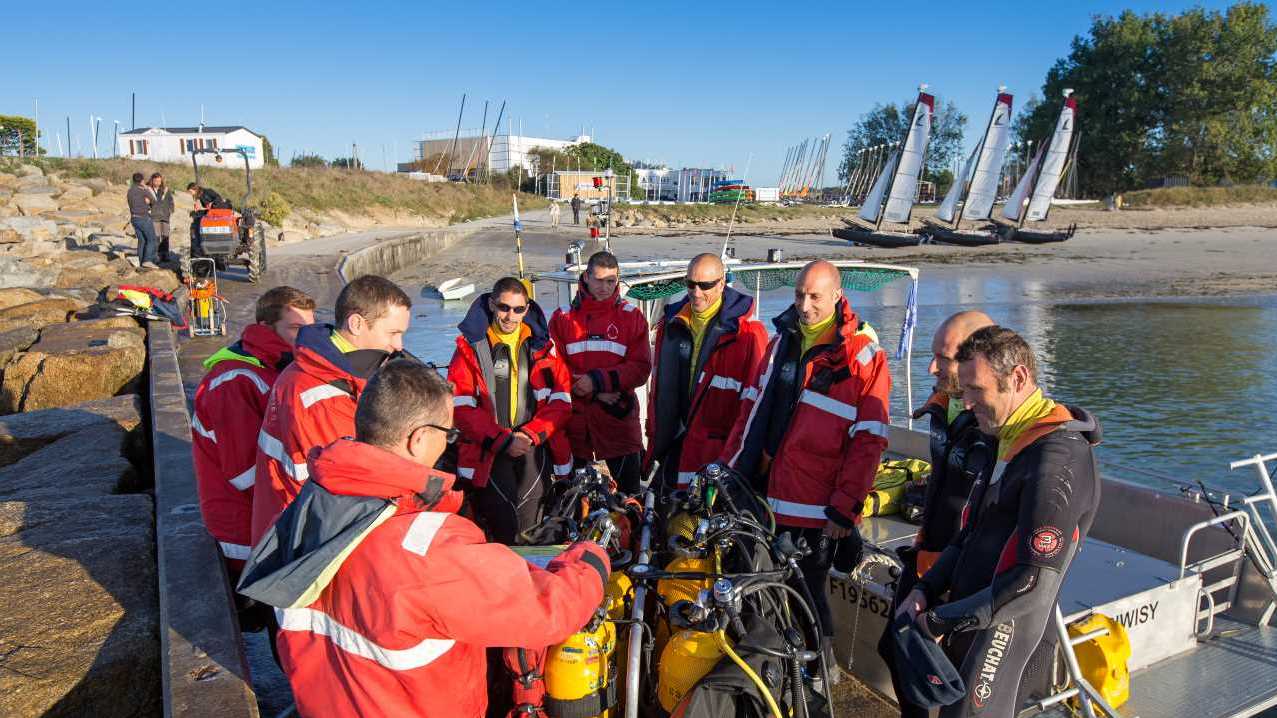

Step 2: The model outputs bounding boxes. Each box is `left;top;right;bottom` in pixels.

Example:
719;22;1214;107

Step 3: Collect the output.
832;227;922;248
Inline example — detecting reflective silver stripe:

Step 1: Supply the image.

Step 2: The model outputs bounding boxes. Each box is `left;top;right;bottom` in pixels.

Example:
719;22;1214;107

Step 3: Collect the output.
401;511;448;556
849;420;889;438
548;392;571;404
300;383;349;409
708;375;743;393
457;466;475;479
727;340;782;467
675;471;698;488
209;367;270;394
553;462;573;477
767;497;828;520
276;606;455;671
533;387;552;401
454;396;478;408
856;342;882;367
798;390;858;422
228;466;255;490
621;302;637;312
219;541;252;560
191;413;216;443
258;430;309;483
740;387;760;402
565;339;627;357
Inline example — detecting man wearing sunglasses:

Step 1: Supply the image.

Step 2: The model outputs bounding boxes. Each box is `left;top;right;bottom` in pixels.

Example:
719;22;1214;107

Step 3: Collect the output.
251;274;413;545
238;360;610;718
448;277;573;544
720;259;892;678
645;253;769;496
549;251;652;493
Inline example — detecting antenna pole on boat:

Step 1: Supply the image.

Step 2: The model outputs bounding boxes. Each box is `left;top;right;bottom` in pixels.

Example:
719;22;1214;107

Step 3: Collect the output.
719;152;752;259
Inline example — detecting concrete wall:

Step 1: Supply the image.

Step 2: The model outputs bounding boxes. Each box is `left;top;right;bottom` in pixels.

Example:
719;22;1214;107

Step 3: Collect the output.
336;223;489;284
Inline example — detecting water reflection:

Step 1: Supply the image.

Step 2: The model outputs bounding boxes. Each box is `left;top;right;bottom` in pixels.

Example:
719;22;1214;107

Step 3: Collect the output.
404;279;1277;491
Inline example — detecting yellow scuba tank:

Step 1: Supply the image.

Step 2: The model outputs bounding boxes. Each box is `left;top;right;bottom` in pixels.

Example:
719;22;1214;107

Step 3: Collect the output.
653;554;714;659
1066;613;1131;710
545;611;617;718
657;629;728;712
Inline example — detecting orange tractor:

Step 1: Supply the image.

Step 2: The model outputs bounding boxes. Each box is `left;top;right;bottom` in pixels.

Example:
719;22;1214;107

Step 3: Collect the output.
189;147;267;283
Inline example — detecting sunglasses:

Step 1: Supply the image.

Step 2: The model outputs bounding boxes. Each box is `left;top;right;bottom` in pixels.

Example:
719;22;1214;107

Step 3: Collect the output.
684;278;722;292
420;423;461;444
495;302;528;315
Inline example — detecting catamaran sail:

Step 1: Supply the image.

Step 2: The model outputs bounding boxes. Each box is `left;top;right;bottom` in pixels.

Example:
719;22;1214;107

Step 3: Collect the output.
1026;90;1078;221
882;90;934;224
856;150;900;224
1002;144;1043;223
935;146;976;223
963;92;1014;221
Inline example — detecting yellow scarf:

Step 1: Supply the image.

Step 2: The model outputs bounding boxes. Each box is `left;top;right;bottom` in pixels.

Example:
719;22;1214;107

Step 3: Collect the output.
687;297;722;390
947;396;965;424
997;388;1057;460
331;330;357;353
799;311;837;357
490;323;524;421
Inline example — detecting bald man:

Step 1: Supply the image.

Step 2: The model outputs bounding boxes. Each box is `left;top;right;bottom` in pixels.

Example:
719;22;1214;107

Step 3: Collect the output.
879;310;997;717
646;253;769;494
720;259;892;674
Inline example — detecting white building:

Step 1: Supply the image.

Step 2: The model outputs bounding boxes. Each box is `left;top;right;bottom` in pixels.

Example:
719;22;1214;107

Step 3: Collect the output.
412;131;591;176
634;167;730;202
117;126;267;169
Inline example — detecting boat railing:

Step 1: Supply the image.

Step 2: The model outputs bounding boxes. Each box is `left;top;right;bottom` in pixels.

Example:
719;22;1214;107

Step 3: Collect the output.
1177;510;1250;635
1034;606;1124;718
1227;452;1277;625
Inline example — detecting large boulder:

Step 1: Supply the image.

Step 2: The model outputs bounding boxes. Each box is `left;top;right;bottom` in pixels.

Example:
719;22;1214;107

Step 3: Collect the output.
0;257;57;289
56;185;93;203
0;422;137;501
81;178;110;196
0;494;159;718
13;193;58;216
0;297;86;334
0;326;38;368
3;216;58;242
0;394;140;467
15;164;43;177
0;320;144;414
0;288;44;310
15;184;58;195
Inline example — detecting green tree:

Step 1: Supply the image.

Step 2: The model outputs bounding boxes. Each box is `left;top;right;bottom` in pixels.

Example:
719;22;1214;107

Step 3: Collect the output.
291;153;327;168
331;157;364;170
0;115;39;157
837;98;967;184
261;136;279;167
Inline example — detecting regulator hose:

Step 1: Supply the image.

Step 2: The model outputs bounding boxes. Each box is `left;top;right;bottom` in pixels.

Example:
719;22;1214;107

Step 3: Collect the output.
716;628;785;718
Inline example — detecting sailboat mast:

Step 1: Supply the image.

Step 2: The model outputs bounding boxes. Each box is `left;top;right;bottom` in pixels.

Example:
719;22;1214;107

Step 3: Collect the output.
953;89;1001;229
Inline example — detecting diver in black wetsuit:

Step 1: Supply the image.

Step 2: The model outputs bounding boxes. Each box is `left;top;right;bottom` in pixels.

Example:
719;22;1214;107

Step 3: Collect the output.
897;325;1102;718
878;311;996;718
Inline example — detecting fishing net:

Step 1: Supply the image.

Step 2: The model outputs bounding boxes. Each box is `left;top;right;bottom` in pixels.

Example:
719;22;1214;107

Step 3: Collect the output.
624;265;911;301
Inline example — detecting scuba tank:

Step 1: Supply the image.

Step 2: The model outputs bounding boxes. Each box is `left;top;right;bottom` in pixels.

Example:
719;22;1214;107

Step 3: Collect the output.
657;628;728;712
544;609;618;718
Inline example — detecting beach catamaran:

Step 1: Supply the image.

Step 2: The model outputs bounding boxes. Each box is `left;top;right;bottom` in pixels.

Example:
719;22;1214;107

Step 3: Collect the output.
923;89;1015;246
534;248;1277;718
998;89;1080;243
834;86;936;248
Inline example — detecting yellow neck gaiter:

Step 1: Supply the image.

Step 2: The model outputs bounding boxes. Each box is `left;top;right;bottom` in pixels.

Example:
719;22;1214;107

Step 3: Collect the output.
997;388;1057;460
799;311;837;357
947;395;965;424
687;297;722;390
490;322;524;422
331;330;357;353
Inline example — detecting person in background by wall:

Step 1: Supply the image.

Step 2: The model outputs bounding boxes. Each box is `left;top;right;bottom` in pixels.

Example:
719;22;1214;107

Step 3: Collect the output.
570;193;582;225
126;172;159;268
548;199;561;229
148;173;175;263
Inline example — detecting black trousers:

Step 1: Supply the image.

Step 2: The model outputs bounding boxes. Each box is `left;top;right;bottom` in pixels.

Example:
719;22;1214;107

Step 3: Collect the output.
472;451;547;545
575;452;643;495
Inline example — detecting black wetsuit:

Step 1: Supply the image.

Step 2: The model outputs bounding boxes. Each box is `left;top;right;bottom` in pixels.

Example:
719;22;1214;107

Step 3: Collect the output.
917;405;1101;718
879;398;994;717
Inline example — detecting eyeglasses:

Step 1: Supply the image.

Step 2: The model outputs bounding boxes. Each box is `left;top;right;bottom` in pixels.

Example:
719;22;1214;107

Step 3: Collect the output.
495;302;528;315
420;423;461;444
684;278;722;292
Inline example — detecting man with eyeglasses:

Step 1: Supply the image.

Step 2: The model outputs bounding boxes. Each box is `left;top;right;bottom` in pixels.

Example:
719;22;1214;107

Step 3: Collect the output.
238;360;610;718
645;253;769;496
549;251;652;493
720;259;892;679
448;277;573;544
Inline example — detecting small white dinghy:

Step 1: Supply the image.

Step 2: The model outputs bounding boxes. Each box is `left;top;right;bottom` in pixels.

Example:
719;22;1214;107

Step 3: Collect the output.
437;278;475;301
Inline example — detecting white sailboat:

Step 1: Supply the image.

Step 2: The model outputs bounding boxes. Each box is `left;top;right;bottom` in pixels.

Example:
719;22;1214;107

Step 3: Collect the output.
1001;89;1079;243
927;89;1015;245
836;85;935;248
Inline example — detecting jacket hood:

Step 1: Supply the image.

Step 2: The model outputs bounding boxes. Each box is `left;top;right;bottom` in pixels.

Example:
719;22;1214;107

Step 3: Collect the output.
203;323;295;372
664;285;754;334
1004;403;1102;460
292;322;391;383
309;438;462;510
1060;404;1102;446
458;291;551;351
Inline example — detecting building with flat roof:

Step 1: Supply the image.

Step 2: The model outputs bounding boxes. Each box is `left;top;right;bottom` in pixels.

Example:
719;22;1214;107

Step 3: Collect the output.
117;125;266;168
634;167;731;202
411;130;591;177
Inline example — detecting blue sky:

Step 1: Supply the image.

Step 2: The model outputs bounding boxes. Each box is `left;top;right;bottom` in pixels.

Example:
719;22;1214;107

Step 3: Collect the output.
2;0;1238;185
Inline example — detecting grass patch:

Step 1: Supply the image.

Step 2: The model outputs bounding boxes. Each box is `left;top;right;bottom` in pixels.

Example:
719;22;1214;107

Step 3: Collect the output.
1123;184;1277;208
1;157;546;224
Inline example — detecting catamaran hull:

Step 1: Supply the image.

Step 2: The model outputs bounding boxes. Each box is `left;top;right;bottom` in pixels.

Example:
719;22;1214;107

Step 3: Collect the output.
832;227;922;248
921;226;1001;246
1001;223;1077;244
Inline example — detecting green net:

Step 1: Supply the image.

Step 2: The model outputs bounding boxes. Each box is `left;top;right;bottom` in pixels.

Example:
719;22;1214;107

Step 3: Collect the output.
625;265;910;302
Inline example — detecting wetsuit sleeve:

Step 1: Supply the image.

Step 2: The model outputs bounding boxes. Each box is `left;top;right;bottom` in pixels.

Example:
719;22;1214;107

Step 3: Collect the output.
448;346;513;457
413;539;608;649
591;309;652;394
827;345;892;526
924;440;1093;635
522;351;573;445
